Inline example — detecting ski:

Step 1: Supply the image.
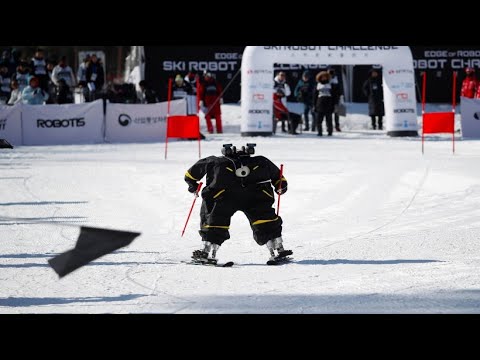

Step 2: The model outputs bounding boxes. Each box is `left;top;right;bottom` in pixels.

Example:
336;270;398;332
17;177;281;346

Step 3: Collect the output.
267;250;294;266
183;260;234;267
267;257;293;265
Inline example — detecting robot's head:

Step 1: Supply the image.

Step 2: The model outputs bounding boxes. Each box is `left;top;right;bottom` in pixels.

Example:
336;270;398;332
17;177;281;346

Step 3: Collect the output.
222;143;256;157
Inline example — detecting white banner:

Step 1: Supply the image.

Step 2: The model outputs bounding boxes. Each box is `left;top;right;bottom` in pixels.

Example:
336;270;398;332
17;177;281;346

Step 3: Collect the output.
22;100;104;146
461;97;480;138
0;105;22;145
241;46;418;136
105;99;187;143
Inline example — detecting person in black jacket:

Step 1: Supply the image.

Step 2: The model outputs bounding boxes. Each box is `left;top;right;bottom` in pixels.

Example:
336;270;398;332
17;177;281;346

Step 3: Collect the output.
329;67;344;132
139;80;159;103
362;68;385;130
184;144;292;263
294;71;315;131
86;54;105;102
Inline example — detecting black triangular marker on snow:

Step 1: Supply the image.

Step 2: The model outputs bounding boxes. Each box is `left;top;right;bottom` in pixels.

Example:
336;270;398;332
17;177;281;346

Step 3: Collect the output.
0;139;14;149
48;226;141;278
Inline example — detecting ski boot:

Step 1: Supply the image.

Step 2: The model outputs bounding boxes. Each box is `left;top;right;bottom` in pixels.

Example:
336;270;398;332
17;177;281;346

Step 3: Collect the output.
266;237;293;264
192;241;220;265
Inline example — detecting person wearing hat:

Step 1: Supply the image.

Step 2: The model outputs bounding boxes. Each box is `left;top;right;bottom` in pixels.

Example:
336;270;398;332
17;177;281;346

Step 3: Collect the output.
198;72;224;134
362;68;385;130
461;67;478;99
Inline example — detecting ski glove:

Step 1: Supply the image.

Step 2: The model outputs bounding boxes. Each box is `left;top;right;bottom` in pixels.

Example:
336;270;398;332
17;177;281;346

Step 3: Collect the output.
276;186;287;195
188;182;199;194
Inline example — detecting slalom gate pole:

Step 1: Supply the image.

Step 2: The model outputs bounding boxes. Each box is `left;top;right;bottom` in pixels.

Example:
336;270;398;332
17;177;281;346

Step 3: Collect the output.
276;164;284;216
422;72;427;155
452;71;457;154
165;78;173;160
181;182;203;237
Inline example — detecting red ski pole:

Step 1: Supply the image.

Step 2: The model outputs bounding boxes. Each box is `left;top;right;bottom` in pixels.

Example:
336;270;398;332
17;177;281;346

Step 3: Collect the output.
276;164;284;216
181;182;203;237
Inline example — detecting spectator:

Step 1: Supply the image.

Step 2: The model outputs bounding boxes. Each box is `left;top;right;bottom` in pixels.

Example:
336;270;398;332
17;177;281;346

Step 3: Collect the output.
138;80;159;103
1;49;16;76
22;76;49;105
56;78;73;104
86;54;105;102
184;71;199;114
294;71;315;131
461;67;478;99
329;67;344;132
198;72;223;134
0;64;11;104
362;68;385;130
314;71;334;136
7;79;21;105
30;48;48;91
45;61;57;104
273;71;291;132
52;56;76;88
273;88;300;135
11;48;21;66
77;54;91;101
172;74;192;100
13;62;31;92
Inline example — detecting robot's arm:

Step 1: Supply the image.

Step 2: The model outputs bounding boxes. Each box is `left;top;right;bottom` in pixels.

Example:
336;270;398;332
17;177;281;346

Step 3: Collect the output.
184;157;215;192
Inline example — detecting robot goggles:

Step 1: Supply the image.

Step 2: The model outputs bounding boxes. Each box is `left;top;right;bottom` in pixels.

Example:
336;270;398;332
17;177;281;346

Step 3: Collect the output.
221;143;256;157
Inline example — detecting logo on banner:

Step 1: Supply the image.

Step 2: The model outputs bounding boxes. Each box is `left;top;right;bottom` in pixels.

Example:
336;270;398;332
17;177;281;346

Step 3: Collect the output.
119;114;132;127
37;118;86;128
0;119;5;130
253;93;266;103
474;112;480;120
391;82;415;90
394;108;415;114
249;109;270;114
119;113;166;126
388;69;414;75
396;93;413;103
247;69;273;75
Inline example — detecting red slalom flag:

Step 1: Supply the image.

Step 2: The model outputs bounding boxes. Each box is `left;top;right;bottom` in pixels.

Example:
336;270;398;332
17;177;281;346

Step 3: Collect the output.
167;115;200;138
423;112;455;134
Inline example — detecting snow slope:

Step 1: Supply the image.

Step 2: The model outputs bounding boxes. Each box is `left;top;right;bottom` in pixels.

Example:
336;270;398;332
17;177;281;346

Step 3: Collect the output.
1;103;480;313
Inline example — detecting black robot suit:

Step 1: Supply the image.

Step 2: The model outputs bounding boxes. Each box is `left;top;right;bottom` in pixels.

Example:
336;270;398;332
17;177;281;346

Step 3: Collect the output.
184;153;287;247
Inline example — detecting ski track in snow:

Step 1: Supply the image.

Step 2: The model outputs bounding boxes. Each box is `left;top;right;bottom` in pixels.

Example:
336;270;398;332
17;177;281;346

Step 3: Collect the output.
1;103;480;313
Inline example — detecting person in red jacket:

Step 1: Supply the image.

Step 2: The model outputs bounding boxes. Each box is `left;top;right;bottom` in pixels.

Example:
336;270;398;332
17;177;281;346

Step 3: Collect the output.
273;88;299;135
461;67;478;99
198;72;223;134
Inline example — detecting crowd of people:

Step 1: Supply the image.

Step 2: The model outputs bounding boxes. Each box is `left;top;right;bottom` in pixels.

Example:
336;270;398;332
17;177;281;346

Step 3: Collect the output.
274;67;351;136
3;46;477;135
0;48;106;106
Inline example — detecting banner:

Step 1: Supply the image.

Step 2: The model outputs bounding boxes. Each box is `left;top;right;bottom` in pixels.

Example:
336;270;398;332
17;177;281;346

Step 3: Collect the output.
22;100;104;146
461;97;480;138
0;105;22;145
143;46;243;103
105;99;187;143
241;46;418;137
